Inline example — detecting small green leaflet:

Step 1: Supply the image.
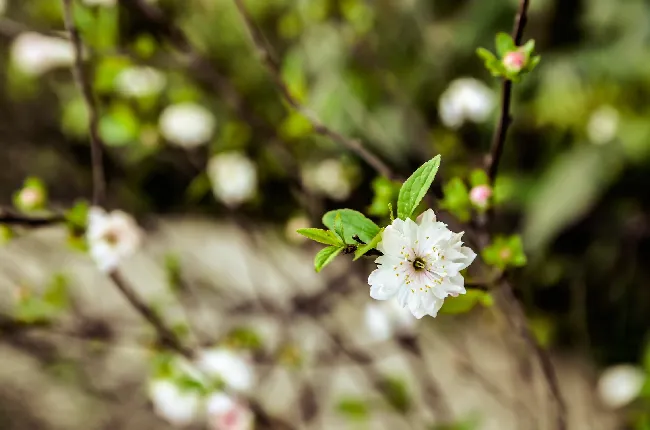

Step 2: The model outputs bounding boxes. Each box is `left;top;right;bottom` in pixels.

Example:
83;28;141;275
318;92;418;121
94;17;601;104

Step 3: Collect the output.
314;245;344;272
495;32;515;57
296;228;343;246
322;209;380;244
439;290;493;315
353;228;383;261
397;155;441;220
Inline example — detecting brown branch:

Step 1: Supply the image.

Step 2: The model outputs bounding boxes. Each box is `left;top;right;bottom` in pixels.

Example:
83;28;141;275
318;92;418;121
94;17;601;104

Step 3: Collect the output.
479;1;567;427
484;0;530;184
60;0;106;206
0;208;65;227
231;0;395;180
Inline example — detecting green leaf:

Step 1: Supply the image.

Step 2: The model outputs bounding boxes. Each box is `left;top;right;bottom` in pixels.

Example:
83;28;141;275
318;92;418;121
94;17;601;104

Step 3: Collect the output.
353;228;383;260
333;213;345;243
380;376;410;413
440;290;492;315
476;47;496;63
440;177;471;222
314;245;344;272
65;200;90;231
42;274;69;310
322;209;380;244
521;39;536;56
495;32;515;57
336;398;368;421
469;169;489;187
297;228;344;246
397;155;441;220
528;55;541;72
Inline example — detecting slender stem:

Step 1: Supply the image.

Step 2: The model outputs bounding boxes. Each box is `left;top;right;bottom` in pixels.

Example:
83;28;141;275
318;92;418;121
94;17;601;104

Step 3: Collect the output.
482;1;568;428
485;0;530;184
60;0;106;206
231;0;395;180
0;209;64;227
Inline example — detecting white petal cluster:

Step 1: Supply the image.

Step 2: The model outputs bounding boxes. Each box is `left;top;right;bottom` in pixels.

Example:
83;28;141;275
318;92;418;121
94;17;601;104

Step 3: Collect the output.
159;102;216;148
364;300;415;342
149;379;203;427
206;392;254;430
86;207;142;273
115;66;166;98
302;159;352;201
207;152;257;208
196;347;255;393
587;105;619;145
597;364;646;409
438;78;495;129
368;209;476;318
11;32;75;76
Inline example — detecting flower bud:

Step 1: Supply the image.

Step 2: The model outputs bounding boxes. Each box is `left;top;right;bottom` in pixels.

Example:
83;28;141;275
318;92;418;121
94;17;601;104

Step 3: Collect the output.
503;50;526;73
469;185;492;208
17;186;45;211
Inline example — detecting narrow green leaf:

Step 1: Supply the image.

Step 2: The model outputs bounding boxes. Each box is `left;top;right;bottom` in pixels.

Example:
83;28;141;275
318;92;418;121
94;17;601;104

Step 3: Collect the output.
336;398;368;421
439;290;492;315
322;209;380;244
521;39;535;55
397;155;441;220
314;245;344;272
333;213;345;243
353;228;383;261
476;47;496;63
296;228;343;246
495;32;515;57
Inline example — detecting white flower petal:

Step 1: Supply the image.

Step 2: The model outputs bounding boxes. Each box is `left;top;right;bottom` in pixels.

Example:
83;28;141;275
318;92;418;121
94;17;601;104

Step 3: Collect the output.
196;348;255;393
364;303;394;341
149;380;202;427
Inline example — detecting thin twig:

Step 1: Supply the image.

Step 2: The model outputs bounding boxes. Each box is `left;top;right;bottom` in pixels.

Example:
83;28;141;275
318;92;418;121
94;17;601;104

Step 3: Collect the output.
231;0;395;179
0;208;65;227
485;0;530;183
61;0;106;206
480;1;567;428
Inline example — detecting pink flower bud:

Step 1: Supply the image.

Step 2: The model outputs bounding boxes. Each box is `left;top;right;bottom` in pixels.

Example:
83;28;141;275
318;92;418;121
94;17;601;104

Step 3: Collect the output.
469;185;492;208
503;50;526;73
18;187;43;209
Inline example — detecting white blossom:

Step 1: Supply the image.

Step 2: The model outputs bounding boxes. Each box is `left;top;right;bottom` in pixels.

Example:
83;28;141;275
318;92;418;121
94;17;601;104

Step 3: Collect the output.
207;152;257;207
364;300;416;342
302;159;352;201
438;78;495;129
159;102;216;148
597;364;646;409
115;66;166;98
10;32;75;76
206;392;254;430
149;379;203;427
196;348;255;393
81;0;117;6
367;209;476;318
86;207;142;273
587;105;619;145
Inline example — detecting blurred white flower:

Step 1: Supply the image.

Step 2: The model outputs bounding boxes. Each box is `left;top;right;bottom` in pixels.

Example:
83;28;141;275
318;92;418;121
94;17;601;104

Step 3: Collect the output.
196;348;255;393
368;209;476;318
587;105;619;145
302;159;352;201
206;393;254;430
115;66;166;98
597;364;646;409
86;207;143;273
149;379;203;427
159;102;216;148
11;32;75;76
81;0;117;6
207;152;257;208
285;215;311;244
438;78;495;129
364;300;416;342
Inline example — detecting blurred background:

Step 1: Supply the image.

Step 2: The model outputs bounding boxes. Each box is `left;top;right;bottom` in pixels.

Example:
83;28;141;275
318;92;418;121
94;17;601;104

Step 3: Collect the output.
0;0;649;429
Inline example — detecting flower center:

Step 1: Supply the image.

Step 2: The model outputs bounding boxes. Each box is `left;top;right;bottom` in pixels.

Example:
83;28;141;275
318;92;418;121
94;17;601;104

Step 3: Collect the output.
103;229;120;246
412;257;426;271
